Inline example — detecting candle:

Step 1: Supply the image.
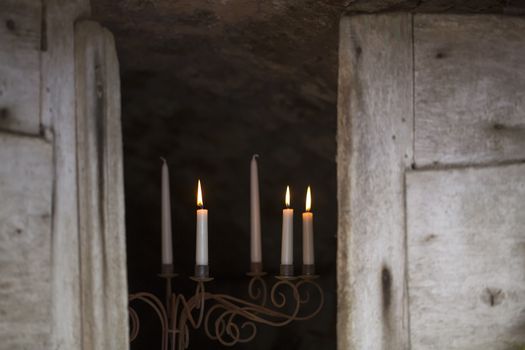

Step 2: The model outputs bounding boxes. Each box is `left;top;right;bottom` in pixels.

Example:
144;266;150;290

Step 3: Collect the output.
161;158;173;267
281;186;294;267
302;186;314;266
250;155;262;266
196;180;208;266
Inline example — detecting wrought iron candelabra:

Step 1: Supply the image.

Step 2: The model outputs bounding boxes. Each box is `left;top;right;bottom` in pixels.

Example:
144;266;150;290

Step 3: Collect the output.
128;264;324;350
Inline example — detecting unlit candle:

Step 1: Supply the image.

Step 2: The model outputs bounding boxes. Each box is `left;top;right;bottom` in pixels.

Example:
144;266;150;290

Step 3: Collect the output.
161;158;173;266
250;155;262;263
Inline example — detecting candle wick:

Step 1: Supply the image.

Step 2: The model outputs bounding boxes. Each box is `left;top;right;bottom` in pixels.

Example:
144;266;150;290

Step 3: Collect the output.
160;156;167;164
252;154;259;159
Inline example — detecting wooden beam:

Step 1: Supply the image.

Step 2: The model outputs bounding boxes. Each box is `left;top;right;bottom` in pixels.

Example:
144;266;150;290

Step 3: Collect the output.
75;20;129;350
41;1;90;349
337;13;413;350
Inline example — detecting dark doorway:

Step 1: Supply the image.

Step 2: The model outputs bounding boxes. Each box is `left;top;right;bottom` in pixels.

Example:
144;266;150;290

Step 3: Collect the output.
92;1;339;349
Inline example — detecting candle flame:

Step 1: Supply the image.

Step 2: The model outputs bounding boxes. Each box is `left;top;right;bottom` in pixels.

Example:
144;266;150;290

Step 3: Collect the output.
285;186;291;208
306;186;311;212
197;180;204;208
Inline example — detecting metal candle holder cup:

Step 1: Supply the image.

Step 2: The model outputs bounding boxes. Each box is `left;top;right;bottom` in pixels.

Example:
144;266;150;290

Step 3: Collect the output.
302;264;315;276
250;262;263;274
194;264;209;279
279;264;294;277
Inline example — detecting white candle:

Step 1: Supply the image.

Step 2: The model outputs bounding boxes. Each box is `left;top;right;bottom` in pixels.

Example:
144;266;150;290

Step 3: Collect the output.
250;155;262;263
302;186;314;266
196;180;208;265
161;158;173;266
281;186;294;265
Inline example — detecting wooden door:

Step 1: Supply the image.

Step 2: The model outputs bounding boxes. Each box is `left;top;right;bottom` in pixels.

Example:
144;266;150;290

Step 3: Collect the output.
0;1;129;349
337;13;525;350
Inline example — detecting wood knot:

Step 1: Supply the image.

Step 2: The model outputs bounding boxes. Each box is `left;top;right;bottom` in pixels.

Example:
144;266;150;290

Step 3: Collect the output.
381;265;392;312
0;108;8;120
493;123;505;130
481;288;504;307
5;19;15;31
424;233;437;242
435;52;446;59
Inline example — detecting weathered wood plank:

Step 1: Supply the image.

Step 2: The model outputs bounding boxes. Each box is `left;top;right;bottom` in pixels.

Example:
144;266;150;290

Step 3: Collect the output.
40;1;90;348
75;20;129;350
0;0;42;50
407;164;525;350
101;25;129;350
414;14;525;167
337;13;413;350
0;133;53;349
0;0;42;134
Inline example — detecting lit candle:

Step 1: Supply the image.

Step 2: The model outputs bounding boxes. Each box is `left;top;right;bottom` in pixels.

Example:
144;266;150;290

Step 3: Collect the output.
302;186;315;275
195;180;208;268
161;158;173;268
250;155;262;269
281;186;294;275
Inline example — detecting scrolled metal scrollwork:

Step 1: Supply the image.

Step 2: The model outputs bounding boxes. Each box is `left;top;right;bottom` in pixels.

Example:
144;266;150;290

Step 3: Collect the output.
128;274;324;350
247;274;267;306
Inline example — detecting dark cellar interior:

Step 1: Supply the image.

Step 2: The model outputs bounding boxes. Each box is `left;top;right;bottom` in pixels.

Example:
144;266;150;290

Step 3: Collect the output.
92;1;340;349
90;1;524;349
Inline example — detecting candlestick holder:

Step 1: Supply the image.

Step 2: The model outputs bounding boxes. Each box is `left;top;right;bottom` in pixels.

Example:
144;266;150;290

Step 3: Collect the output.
250;262;263;274
302;264;315;276
129;268;324;349
194;264;209;279
279;264;294;277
